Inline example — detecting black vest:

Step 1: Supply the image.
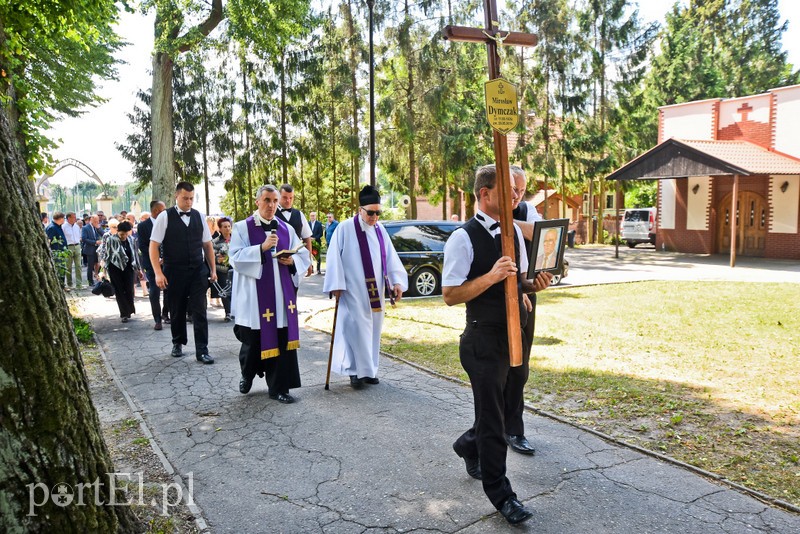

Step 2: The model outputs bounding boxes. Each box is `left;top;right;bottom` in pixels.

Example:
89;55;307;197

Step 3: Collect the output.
463;218;525;326
512;202;533;257
162;208;204;269
281;209;303;240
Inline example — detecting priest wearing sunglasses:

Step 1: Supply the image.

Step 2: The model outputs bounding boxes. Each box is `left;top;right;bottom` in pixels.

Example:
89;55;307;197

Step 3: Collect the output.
323;185;408;389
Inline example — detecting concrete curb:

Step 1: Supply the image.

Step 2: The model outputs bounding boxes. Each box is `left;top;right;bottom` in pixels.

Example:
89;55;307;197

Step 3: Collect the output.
93;333;211;532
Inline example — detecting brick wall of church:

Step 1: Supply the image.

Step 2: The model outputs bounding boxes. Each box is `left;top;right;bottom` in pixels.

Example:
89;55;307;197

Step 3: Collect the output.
657;179;714;254
658;176;800;259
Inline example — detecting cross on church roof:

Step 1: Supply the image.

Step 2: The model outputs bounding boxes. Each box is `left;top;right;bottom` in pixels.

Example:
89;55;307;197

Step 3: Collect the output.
737;103;753;122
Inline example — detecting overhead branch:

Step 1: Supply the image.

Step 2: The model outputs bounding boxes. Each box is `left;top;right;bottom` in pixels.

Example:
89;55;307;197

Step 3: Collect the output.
175;0;224;54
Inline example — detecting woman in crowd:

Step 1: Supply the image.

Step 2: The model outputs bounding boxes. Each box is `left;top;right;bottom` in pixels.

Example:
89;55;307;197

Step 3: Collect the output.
212;217;234;322
100;220;143;322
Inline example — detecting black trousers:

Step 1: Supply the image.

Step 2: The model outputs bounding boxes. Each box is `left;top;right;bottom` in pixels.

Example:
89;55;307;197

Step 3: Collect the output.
85;252;98;283
221;270;233;315
164;263;209;355
504;295;535;436
107;264;136;318
454;321;528;510
143;263;168;324
234;325;301;394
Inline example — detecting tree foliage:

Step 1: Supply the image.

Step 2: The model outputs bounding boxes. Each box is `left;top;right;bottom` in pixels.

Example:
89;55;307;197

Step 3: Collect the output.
0;0;123;175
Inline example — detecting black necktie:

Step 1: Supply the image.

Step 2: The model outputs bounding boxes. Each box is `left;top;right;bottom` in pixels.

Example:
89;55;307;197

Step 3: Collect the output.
279;208;292;214
179;211;191;217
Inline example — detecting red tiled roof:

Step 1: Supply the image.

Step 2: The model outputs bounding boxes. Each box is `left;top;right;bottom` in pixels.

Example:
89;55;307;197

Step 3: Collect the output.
607;138;800;180
679;140;800;175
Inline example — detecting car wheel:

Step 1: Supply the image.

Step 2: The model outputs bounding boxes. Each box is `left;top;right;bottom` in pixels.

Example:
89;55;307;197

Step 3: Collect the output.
550;273;562;286
626;242;636;248
411;267;439;297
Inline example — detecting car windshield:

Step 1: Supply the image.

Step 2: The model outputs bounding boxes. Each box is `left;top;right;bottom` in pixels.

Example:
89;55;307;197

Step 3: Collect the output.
387;224;459;252
624;210;650;222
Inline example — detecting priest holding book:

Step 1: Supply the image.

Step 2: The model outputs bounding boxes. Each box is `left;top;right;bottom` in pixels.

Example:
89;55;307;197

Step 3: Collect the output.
323;185;408;389
229;184;311;402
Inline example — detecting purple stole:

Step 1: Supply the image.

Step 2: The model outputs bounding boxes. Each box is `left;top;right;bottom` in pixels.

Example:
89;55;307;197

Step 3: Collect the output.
353;215;390;313
245;216;300;359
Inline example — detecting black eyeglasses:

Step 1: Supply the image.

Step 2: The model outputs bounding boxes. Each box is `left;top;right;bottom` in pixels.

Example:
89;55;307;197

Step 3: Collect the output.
362;208;382;216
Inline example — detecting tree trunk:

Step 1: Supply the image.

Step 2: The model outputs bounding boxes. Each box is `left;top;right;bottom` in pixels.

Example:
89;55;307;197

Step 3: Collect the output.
242;58;253;205
151;51;175;203
200;80;210;215
406;66;417;220
345;0;360;204
0;111;136;532
280;47;288;185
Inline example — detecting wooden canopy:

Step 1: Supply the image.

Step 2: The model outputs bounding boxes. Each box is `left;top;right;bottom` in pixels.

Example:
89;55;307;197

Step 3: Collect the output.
605;138;800;267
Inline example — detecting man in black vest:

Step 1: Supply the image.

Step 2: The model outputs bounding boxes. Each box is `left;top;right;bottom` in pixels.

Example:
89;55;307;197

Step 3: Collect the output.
442;164;551;525
277;184;313;277
138;200;168;331
149;182;217;364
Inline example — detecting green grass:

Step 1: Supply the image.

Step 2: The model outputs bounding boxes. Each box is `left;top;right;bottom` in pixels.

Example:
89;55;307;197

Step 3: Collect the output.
306;281;800;506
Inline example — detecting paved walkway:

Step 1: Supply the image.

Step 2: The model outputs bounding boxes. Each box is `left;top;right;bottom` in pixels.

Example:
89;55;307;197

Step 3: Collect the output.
82;249;800;533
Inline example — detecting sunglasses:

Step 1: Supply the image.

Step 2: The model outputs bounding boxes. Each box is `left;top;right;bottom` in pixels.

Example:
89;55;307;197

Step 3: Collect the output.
362;208;382;216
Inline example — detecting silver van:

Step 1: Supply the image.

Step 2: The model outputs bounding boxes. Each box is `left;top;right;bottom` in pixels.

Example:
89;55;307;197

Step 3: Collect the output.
621;208;657;247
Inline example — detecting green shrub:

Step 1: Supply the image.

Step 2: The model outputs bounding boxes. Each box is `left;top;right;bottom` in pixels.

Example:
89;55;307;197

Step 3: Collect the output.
73;317;94;344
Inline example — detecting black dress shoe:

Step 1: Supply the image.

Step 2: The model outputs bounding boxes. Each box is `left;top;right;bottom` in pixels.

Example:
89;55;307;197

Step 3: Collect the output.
239;375;253;394
163;317;171;324
171;344;183;358
452;443;481;480
349;375;364;389
269;392;295;404
499;496;534;525
196;353;214;364
506;434;536;455
362;377;379;385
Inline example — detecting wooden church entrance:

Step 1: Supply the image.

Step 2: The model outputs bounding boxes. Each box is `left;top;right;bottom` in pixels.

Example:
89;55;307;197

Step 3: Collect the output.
717;191;767;256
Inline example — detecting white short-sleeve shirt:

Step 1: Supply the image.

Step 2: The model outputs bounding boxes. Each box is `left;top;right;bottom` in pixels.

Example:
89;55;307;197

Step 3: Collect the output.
150;206;212;244
442;209;529;288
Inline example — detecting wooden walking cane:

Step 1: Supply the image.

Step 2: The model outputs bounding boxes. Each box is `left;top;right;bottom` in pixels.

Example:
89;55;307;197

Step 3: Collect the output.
324;294;340;390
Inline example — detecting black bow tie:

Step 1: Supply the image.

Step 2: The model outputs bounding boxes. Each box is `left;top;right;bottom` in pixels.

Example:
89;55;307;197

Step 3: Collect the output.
179;210;191;217
475;214;499;231
279;207;292;213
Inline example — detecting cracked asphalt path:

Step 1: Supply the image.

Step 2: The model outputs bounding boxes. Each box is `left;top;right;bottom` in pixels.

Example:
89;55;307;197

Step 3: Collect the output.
84;257;800;533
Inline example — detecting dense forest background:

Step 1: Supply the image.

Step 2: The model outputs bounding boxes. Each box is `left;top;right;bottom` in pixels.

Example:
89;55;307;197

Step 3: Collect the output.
23;1;800;223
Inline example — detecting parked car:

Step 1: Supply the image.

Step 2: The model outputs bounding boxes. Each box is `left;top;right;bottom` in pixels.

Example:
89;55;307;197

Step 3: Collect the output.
621;208;657;247
383;220;461;297
550;258;569;285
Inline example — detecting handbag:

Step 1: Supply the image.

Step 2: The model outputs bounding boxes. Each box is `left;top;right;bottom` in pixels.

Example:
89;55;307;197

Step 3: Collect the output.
91;270;115;298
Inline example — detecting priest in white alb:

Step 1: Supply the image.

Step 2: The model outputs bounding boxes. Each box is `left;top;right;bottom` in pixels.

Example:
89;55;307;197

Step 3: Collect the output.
322;185;408;389
229;184;311;403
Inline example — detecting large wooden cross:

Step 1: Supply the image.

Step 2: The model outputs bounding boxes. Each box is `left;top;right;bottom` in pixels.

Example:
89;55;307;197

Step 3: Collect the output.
443;1;537;367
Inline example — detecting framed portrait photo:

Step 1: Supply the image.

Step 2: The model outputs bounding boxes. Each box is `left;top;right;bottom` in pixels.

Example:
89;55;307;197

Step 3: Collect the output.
527;218;569;279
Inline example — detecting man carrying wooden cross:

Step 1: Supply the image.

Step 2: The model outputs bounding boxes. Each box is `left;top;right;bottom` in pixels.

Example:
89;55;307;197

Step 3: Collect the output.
442;0;546;524
443;165;552;524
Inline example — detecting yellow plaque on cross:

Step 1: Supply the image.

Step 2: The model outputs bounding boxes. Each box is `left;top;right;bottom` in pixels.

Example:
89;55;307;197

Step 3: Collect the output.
485;78;519;134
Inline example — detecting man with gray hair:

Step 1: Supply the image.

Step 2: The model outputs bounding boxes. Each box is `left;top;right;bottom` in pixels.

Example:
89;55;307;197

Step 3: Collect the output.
229;184;311;402
442;164;552;524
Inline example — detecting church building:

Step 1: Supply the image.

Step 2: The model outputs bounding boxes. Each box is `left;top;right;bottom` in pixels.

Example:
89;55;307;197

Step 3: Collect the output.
607;84;800;263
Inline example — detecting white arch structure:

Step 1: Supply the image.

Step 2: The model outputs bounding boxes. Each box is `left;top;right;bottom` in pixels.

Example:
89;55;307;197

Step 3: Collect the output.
35;158;105;194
